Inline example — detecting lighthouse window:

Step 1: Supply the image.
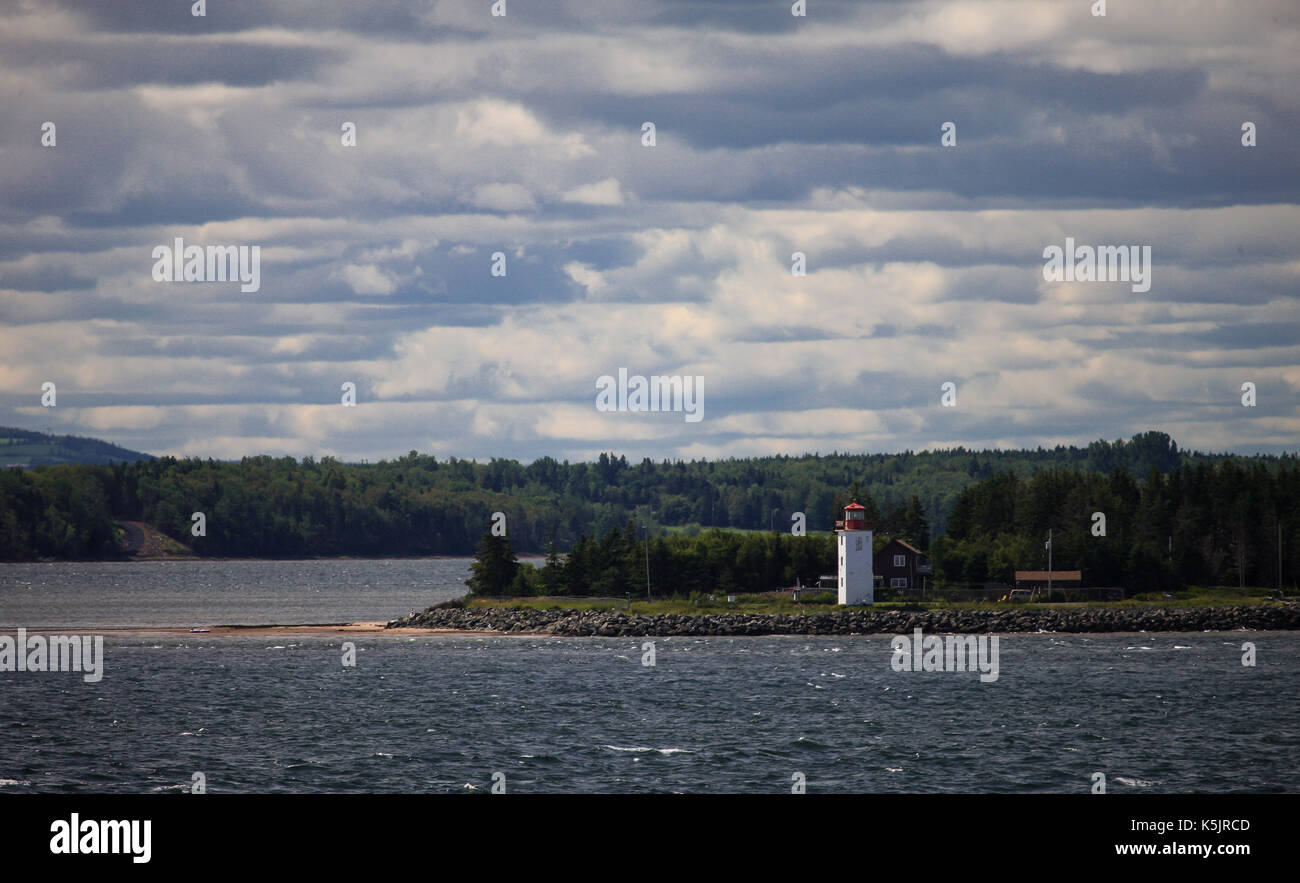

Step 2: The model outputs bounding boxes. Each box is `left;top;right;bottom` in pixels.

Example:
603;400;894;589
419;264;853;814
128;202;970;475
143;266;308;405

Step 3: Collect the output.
855;537;863;551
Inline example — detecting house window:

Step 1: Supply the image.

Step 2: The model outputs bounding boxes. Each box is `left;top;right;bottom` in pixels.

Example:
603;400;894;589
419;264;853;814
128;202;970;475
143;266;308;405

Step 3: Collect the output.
891;577;908;588
894;554;906;567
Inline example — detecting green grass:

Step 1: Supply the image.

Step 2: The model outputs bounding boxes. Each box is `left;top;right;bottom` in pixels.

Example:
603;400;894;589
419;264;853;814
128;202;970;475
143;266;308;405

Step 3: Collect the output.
1112;585;1284;606
460;585;1292;616
466;592;838;615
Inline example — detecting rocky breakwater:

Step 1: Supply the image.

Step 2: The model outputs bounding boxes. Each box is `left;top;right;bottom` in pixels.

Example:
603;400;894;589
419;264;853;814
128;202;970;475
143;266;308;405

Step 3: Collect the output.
386;602;1300;636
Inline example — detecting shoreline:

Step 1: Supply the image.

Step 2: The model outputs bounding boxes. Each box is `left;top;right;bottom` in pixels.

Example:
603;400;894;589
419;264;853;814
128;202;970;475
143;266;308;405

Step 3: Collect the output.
9;601;1298;637
4;623;1296;639
387;601;1300;636
4;622;517;637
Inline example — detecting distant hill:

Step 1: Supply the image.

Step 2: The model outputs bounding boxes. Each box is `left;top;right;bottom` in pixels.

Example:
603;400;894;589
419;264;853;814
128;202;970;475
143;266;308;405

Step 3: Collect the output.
0;426;154;468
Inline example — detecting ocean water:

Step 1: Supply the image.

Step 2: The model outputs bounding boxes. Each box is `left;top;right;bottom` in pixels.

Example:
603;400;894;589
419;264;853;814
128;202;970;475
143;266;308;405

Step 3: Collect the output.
1;562;1297;794
0;558;480;628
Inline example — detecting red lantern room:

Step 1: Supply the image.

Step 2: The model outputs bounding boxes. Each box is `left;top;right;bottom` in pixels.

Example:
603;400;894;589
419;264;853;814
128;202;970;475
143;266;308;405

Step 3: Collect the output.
835;502;872;531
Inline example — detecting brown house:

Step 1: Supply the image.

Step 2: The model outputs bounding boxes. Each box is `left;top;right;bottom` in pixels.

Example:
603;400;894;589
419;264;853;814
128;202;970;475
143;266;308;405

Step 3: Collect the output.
874;538;931;591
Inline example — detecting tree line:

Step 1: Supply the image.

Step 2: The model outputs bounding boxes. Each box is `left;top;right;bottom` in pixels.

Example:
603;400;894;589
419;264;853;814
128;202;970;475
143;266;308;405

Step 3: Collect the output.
467;453;1299;598
932;459;1300;590
468;522;839;598
0;431;1293;572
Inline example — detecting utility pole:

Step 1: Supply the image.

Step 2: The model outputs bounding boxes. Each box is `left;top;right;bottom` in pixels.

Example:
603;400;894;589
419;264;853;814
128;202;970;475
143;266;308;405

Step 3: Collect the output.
1047;529;1053;602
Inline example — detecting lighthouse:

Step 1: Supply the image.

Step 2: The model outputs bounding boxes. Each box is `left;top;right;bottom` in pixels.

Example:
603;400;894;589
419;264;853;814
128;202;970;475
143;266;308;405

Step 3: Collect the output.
835;502;874;605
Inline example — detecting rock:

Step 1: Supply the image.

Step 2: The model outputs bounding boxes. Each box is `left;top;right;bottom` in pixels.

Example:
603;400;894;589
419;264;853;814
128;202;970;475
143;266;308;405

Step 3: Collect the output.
382;601;1300;636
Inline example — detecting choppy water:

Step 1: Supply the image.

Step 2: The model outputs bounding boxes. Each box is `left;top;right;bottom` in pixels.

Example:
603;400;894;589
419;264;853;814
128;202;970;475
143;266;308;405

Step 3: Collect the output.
0;559;480;627
1;561;1296;793
2;630;1297;793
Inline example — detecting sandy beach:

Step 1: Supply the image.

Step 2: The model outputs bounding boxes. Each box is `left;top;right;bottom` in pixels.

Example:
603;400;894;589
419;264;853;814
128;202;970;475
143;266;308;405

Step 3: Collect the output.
25;622;517;638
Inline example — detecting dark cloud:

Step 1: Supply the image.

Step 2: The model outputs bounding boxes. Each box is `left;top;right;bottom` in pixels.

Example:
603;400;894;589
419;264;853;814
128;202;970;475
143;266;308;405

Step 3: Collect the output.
0;37;339;88
0;267;95;291
47;0;457;37
532;48;1206;146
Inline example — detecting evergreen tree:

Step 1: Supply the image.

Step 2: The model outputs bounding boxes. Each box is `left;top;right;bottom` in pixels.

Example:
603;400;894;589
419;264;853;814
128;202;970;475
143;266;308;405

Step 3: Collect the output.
537;538;566;595
902;494;930;549
835;481;880;526
466;529;518;595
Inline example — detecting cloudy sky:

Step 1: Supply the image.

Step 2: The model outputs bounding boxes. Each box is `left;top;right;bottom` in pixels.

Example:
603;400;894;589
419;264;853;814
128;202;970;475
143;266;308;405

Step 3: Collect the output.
2;0;1297;462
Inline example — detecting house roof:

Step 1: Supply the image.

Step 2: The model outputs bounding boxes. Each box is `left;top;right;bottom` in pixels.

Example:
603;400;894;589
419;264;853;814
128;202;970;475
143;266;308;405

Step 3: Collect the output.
892;539;923;555
1014;570;1082;581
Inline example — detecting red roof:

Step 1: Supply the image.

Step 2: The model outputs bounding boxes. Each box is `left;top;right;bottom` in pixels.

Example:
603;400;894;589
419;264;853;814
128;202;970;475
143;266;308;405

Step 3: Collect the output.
844;502;867;510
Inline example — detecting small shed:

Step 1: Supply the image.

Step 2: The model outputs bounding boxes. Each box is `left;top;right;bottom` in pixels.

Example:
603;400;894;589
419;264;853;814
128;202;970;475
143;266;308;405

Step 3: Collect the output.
1014;570;1082;591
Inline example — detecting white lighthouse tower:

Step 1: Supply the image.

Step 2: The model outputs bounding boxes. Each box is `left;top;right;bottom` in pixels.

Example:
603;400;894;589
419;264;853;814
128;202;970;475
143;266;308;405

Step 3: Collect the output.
836;502;874;605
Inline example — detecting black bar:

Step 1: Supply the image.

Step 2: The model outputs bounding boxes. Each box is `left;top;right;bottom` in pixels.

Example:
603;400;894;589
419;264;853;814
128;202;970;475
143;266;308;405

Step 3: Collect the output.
2;794;1288;870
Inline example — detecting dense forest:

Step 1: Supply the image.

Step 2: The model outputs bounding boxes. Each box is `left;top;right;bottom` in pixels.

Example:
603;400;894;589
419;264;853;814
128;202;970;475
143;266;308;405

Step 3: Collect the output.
0;431;1295;586
934;460;1300;591
0;447;934;560
466;448;1300;598
467;524;839;599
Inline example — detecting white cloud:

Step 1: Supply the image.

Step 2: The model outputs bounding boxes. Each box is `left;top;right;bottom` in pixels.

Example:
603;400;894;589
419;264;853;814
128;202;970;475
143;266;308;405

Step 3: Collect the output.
560;178;625;206
337;263;397;295
563;261;606;294
469;182;538;212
